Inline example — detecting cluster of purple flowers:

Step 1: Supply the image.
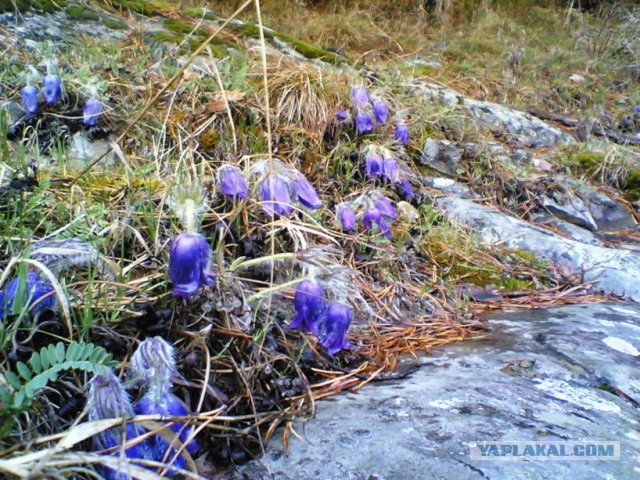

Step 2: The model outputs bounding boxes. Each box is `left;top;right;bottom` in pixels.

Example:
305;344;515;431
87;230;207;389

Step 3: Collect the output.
18;61;103;126
290;279;352;356
0;270;56;320
337;191;398;238
336;86;410;146
88;337;198;479
251;158;322;217
363;145;415;200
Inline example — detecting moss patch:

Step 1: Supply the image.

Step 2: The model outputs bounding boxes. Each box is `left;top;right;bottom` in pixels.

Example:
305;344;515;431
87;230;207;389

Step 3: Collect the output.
66;5;99;20
103;17;127;29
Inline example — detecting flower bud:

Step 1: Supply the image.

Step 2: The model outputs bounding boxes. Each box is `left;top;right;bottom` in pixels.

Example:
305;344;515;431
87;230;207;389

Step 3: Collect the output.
394;123;409;145
292;174;322;210
0;270;55;319
373;101;388;124
351;87;371;107
337;204;357;231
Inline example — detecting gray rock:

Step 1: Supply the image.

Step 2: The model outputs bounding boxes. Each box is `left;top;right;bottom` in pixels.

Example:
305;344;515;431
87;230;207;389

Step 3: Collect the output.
239;304;640;480
540;190;599;232
411;81;575;148
420;138;463;176
575;185;638;232
532;212;603;246
436;195;640;301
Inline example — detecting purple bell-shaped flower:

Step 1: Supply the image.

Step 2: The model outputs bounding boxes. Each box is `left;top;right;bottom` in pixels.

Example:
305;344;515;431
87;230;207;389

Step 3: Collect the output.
83;97;102;126
319;303;352;356
395;123;409;145
218;165;248;200
365;153;384;178
337;204;357;232
373;194;397;219
88;370;150;480
292;174;322;210
43;74;62;105
21;85;39;115
291;279;325;334
0;270;55;319
363;207;381;231
261;176;293;217
131;337;199;469
399;178;415;199
355;112;374;135
373;101;388;124
351;87;371;107
382;157;399;184
169;232;215;299
335;109;349;123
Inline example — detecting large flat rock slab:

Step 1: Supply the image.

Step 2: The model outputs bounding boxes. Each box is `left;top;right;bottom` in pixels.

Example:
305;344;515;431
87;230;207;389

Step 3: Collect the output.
239;304;640;480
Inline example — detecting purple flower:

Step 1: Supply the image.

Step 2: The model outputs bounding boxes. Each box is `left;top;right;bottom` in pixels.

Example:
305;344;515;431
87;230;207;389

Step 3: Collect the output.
634;106;640;114
21;85;38;115
378;217;392;238
0;270;55;319
365;153;384;178
355;112;374;135
169;232;215;299
337;204;357;231
43;74;62;105
261;176;293;217
399;178;415;199
351;87;371;107
83;98;102;126
382;158;399;184
373;101;388;124
336;109;349;122
135;392;199;469
218;165;248;200
291;279;325;334
131;337;199;468
292;174;322;210
319;303;352;356
395;123;409;145
88;371;150;478
363;207;381;230
373;194;397;219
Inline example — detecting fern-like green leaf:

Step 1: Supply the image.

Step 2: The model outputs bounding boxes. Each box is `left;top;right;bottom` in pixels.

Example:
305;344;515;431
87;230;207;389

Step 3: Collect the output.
40;349;51;370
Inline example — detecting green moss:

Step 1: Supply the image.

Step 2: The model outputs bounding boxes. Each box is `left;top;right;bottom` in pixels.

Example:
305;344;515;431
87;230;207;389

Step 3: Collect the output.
103;18;127;29
151;31;184;44
621;169;640;201
0;0;65;13
164;18;208;37
66;5;99;20
568;152;605;173
96;0;156;16
235;23;346;64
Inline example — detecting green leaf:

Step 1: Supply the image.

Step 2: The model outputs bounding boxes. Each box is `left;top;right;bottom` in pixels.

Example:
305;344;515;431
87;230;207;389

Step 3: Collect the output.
29;352;42;374
0;386;12;403
16;362;32;381
12;390;26;409
55;343;66;363
5;372;21;389
24;382;35;399
40;348;51;370
66;342;77;362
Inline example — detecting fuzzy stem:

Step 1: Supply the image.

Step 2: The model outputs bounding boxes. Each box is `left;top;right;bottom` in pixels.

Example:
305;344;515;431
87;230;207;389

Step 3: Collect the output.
231;252;295;271
183;199;197;234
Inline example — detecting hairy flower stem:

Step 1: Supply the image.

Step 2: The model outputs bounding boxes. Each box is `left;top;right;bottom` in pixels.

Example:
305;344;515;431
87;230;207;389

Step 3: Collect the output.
182;200;197;234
